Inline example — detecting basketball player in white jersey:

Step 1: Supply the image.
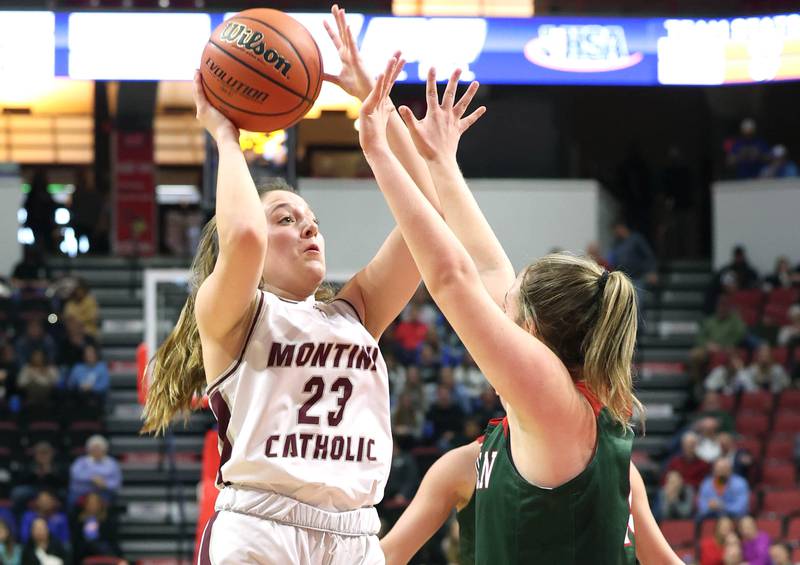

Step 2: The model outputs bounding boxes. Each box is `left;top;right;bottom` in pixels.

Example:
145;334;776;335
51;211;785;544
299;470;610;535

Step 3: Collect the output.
142;10;444;563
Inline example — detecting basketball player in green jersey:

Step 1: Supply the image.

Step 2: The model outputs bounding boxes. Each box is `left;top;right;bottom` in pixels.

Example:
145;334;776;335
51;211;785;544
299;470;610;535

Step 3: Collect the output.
359;60;682;564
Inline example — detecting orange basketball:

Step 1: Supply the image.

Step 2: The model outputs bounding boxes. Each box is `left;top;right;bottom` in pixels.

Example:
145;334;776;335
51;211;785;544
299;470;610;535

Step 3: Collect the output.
200;9;323;132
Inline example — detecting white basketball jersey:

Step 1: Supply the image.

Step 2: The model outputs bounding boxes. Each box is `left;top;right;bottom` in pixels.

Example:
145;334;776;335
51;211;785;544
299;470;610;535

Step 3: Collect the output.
206;291;392;512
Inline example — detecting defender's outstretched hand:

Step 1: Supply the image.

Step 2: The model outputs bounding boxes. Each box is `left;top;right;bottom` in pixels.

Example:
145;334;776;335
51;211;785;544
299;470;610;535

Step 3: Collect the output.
323;4;398;102
398;67;486;162
358;56;405;153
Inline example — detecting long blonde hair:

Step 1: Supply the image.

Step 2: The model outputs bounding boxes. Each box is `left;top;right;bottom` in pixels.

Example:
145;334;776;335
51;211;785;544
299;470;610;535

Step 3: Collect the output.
141;181;333;435
517;253;642;428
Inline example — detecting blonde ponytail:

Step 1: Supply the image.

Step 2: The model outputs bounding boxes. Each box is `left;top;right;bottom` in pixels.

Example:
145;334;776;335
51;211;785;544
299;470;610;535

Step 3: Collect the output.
141;218;219;435
518;253;642;429
582;270;643;428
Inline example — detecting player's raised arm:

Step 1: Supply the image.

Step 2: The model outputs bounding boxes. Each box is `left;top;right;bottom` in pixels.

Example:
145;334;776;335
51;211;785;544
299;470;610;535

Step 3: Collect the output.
399;68;514;306
322;6;443;338
191;72;267;344
381;442;479;565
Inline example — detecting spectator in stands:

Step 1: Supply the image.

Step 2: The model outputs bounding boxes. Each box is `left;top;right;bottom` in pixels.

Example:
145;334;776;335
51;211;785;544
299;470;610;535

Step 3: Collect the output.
695;417;723;463
70;492;122;562
14;320;56;368
19;491;70;547
723;246;760;293
57;315;99;372
11;442;66;516
398;365;425;410
393;304;429;365
472;385;504;425
0;519;20;565
726;118;769;179
70;168;109;255
10;246;49;292
68;435;121;507
664;431;712;489
764;256;800;291
745;343;790;392
689;300;748;384
23;169;58;254
722;536;745;565
777;304;800;347
704;351;755;395
452;417;482;447
17;349;59;410
20;517;67;565
585;241;611;271
425;385;465;450
381;444;419;517
392;391;424;443
608;219;658;287
417;341;441;383
700;515;736;565
657;470;695;520
62;279;99;337
760;144;799;178
0;342;17;412
717;433;755;483
768;542;793;565
693;392;736;433
453;350;485;400
435;367;471;415
738;515;771;565
66;345;109;410
697;457;750;521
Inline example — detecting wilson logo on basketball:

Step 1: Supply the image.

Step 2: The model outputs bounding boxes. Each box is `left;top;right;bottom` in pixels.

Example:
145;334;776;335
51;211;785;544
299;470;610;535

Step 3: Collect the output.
220;22;293;78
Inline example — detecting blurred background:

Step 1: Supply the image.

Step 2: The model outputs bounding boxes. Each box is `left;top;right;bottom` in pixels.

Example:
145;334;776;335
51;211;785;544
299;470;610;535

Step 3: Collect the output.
0;1;800;564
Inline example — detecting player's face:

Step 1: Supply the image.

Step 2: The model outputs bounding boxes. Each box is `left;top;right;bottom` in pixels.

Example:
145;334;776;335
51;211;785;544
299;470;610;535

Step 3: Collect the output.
261;190;326;299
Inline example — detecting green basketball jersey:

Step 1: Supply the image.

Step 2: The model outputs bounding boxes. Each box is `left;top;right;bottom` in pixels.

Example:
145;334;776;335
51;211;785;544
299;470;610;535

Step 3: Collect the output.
457;491;476;565
473;385;636;565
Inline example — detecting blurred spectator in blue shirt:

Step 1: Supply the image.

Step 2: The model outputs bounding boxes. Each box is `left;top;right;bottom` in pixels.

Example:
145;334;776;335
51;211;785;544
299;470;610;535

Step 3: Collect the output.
19;491;70;547
760;144;798;178
67;346;109;396
726;118;770;179
14;320;56;368
609;219;658;287
69;435;121;507
697;457;750;521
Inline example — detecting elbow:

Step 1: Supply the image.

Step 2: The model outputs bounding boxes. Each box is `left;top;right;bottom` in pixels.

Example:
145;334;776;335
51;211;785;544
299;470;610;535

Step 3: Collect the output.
426;260;476;298
221;224;267;254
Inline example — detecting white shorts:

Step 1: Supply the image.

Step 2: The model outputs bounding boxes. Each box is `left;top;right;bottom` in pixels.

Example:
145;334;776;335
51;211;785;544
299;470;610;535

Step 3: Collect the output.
197;487;385;565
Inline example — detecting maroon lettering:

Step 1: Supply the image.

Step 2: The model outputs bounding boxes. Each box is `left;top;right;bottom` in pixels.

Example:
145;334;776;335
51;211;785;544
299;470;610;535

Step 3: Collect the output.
313;434;328;459
310;343;333;367
298;433;314;458
369;346;379;371
282;433;298;457
267;342;295;367
356;437;366;462
346;345;360;368
327;377;353;427
295;343;314;367
332;343;350;366
298;376;324;425
345;436;355;461
331;435;344;460
367;439;376;461
265;435;279;458
356;347;372;370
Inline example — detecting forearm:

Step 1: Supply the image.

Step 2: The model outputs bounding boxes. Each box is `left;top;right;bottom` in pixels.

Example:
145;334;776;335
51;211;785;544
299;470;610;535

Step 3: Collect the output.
214;135;267;246
386;111;441;214
364;147;477;296
427;157;514;303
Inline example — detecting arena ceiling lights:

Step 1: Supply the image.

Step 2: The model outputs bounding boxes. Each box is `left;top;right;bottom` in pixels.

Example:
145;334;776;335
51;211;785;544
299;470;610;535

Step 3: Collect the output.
4;10;800;85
